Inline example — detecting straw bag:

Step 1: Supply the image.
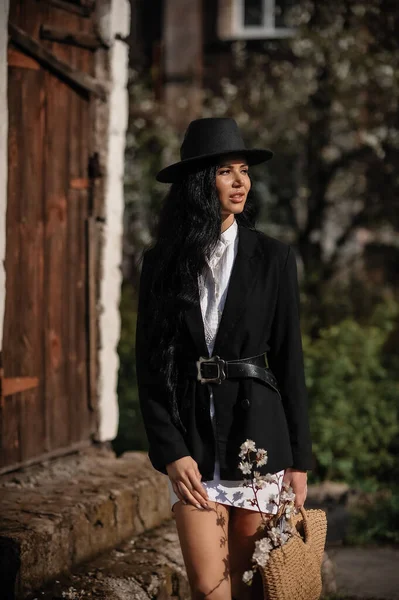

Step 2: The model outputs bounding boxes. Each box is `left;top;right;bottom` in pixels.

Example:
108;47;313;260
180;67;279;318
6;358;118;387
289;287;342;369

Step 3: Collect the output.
261;507;327;600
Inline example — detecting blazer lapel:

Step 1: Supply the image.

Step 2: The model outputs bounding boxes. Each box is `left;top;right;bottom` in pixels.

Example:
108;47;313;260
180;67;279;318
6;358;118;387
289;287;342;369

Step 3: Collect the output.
212;225;259;356
184;285;209;358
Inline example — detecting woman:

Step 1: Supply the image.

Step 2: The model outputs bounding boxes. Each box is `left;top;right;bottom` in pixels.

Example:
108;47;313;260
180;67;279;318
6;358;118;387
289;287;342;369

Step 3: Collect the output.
136;118;312;600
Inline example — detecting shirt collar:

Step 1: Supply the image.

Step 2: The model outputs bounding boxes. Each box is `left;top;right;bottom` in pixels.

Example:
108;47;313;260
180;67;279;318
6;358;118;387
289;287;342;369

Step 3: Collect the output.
219;218;238;247
202;219;238;270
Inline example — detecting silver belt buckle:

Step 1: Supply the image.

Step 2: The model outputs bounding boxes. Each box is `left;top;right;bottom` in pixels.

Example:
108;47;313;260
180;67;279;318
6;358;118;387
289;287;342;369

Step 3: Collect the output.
196;355;226;384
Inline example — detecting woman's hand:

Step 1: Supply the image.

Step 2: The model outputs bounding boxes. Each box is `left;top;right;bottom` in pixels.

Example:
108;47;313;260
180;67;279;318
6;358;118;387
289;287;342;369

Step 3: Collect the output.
283;468;308;509
166;456;209;509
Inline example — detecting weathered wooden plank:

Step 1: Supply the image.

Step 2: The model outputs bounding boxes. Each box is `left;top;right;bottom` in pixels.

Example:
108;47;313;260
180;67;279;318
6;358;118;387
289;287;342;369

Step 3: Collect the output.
16;0;48;460
7;1;20;24
2;5;29;469
2;378;40;397
8;23;108;99
40;25;105;51
43;21;72;451
68;29;84;442
70;11;94;439
41;0;93;18
0;394;20;467
78;16;97;428
77;26;93;433
67;187;81;439
2;59;24;467
8;47;40;69
16;54;47;461
76;188;91;433
65;0;96;6
70;177;90;189
0;359;20;461
86;216;98;414
9;0;43;38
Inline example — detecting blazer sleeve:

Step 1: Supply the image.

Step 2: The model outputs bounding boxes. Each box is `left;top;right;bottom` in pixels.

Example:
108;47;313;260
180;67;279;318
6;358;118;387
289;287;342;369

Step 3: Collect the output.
267;245;313;471
135;251;191;474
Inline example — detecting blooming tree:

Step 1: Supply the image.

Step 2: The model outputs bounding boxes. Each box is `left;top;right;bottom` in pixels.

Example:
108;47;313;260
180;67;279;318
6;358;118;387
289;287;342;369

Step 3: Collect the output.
203;0;399;300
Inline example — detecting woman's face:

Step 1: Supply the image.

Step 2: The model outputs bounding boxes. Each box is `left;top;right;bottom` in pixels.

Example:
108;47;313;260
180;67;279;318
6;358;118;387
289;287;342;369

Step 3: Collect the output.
215;156;251;218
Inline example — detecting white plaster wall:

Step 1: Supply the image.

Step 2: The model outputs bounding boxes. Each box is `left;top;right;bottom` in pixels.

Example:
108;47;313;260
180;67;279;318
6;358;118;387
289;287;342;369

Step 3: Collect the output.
97;0;130;441
0;0;9;350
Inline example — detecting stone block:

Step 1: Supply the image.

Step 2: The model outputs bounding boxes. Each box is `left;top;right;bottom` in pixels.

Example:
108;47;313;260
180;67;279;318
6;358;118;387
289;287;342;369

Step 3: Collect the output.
0;448;171;598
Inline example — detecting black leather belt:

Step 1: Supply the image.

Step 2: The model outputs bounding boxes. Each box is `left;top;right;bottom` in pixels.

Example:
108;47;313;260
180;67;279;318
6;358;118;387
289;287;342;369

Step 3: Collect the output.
186;353;280;393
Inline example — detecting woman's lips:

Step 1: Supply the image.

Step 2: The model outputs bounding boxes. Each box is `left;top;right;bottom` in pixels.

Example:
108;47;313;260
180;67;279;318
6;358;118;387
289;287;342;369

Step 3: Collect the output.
229;193;245;203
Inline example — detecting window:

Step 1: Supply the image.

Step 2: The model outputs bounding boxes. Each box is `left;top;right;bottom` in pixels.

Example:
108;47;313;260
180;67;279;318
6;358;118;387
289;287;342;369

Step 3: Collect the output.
244;0;264;27
218;0;296;40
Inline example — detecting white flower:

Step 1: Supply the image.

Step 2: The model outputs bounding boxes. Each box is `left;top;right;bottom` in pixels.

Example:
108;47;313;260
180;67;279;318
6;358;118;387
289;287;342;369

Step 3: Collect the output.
239;439;257;457
253;551;269;568
285;504;294;519
256;537;273;553
255;449;268;466
280;488;296;503
242;570;254;585
253;471;267;489
264;473;277;484
268;526;282;546
238;461;252;475
252;537;273;568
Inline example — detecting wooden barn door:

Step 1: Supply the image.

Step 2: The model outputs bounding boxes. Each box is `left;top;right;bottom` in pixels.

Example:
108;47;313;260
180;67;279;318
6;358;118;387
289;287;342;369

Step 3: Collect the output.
1;0;103;471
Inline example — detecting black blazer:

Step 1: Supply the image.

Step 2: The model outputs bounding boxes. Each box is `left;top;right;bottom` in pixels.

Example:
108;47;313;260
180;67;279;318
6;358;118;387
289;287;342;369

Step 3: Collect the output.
135;224;313;481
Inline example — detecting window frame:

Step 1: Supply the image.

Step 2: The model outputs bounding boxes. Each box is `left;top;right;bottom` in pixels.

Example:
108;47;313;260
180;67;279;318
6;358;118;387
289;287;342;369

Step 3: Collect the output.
227;0;295;39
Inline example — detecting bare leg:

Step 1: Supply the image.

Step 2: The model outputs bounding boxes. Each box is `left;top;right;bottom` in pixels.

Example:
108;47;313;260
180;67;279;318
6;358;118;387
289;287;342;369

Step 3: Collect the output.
228;507;273;600
173;500;232;599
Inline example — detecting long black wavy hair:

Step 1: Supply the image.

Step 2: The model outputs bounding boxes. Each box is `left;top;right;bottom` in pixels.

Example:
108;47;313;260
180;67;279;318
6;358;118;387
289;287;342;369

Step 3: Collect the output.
146;161;257;429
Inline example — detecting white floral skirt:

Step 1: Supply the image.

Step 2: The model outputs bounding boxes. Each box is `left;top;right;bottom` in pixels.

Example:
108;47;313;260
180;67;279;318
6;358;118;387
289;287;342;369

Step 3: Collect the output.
167;387;285;513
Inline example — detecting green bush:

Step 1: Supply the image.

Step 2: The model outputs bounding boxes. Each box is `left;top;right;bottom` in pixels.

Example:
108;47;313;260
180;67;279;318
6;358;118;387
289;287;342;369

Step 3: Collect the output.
345;487;399;545
304;301;399;483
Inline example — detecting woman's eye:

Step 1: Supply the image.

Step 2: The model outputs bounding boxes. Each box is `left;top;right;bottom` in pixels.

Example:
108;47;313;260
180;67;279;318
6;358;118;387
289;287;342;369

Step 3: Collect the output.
218;168;248;175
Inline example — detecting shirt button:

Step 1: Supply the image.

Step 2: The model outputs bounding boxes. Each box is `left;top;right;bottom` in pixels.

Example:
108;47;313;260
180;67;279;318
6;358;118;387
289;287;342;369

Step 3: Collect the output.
241;398;250;410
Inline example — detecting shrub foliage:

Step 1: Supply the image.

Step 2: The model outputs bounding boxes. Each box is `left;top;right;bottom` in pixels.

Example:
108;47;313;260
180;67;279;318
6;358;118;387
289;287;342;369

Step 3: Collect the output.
303;302;399;482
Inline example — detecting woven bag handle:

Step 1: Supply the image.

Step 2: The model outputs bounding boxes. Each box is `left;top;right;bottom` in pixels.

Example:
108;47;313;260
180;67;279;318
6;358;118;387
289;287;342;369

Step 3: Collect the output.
298;506;311;544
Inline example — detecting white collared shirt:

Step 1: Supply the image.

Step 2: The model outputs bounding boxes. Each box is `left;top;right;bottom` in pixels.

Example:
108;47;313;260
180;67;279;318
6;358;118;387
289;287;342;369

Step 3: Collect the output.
198;219;238;356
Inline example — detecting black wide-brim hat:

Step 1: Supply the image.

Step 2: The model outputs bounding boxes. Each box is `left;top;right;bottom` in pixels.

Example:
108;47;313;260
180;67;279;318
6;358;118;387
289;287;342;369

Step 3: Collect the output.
156;117;273;183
